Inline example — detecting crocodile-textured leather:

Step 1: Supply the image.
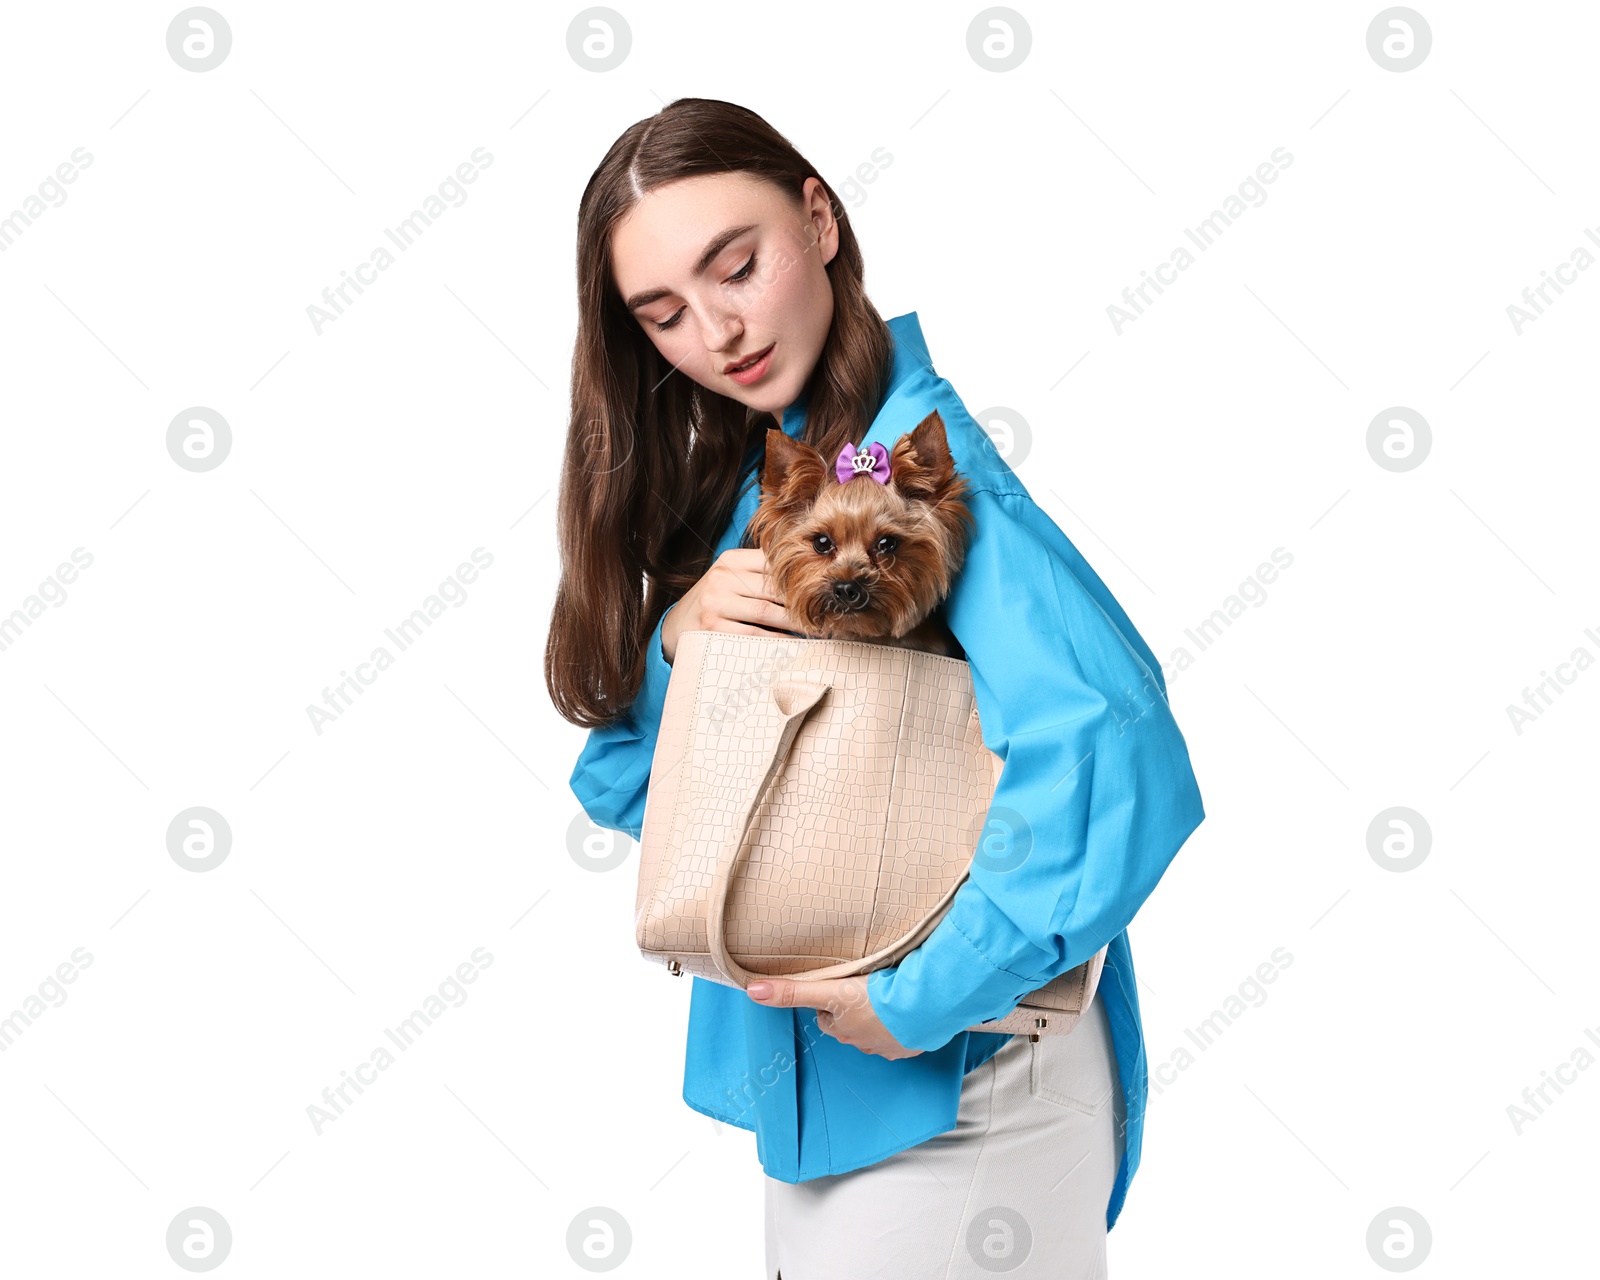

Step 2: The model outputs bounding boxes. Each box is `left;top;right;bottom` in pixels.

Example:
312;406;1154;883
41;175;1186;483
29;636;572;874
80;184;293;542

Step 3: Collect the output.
636;630;1104;1036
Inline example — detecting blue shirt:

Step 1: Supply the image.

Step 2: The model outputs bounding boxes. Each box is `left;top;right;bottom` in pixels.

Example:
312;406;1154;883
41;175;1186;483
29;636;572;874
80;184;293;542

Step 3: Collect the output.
569;311;1204;1230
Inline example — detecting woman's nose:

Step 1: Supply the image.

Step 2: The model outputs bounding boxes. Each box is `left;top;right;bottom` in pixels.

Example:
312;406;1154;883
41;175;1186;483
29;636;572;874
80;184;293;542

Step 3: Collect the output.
702;309;744;351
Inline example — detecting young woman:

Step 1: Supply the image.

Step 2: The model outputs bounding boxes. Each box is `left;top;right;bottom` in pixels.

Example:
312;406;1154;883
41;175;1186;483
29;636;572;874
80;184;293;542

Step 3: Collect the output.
548;98;1205;1278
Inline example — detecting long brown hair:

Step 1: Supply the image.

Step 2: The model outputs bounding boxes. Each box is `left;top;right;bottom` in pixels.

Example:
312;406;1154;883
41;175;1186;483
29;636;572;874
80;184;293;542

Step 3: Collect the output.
546;97;894;729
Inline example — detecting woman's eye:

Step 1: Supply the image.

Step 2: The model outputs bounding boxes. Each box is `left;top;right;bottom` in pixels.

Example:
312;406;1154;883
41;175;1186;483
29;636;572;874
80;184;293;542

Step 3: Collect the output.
874;536;898;556
812;533;833;554
650;257;754;333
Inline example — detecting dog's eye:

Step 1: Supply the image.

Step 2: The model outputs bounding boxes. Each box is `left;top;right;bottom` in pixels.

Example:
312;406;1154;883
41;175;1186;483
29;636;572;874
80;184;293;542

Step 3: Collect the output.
812;533;834;555
873;536;898;556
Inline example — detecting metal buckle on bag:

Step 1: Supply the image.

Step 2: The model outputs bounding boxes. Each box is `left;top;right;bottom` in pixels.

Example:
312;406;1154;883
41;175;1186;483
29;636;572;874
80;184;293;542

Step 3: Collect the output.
666;959;682;976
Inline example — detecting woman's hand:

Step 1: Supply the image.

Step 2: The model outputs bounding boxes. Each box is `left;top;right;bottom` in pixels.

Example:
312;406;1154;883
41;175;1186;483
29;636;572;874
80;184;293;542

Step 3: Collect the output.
746;976;924;1060
661;547;797;665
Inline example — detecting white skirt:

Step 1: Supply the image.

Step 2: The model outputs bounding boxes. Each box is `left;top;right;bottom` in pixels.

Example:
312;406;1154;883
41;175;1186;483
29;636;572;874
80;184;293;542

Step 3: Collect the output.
764;996;1124;1279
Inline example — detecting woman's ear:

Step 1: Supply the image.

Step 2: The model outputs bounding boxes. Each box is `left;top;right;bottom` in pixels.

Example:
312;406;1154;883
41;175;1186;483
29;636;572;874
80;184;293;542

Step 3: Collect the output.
798;176;840;268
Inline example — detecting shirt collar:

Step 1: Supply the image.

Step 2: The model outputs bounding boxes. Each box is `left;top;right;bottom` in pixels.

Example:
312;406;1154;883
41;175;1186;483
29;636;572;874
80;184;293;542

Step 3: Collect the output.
779;310;930;438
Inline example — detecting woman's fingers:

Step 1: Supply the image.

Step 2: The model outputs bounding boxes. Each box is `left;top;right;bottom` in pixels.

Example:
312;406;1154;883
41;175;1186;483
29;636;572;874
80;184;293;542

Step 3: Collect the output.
720;548;785;603
716;619;799;638
707;552;797;632
725;598;799;633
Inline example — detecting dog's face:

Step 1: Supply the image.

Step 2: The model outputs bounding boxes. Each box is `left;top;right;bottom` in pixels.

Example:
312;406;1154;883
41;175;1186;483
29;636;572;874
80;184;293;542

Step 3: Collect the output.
748;409;975;642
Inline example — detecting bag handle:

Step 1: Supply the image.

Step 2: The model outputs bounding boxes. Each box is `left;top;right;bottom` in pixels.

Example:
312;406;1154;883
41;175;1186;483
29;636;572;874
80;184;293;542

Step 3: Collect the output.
705;677;971;988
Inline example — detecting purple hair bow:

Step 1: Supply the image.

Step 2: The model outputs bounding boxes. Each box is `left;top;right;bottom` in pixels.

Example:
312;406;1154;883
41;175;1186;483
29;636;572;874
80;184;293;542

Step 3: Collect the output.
835;440;891;485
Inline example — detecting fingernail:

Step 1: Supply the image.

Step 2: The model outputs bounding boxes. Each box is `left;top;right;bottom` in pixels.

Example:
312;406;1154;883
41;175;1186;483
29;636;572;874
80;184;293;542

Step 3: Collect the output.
748;982;771;1000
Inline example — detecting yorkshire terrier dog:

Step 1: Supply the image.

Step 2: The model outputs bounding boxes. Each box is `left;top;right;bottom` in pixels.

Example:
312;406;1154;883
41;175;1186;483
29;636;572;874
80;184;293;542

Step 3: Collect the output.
746;409;975;658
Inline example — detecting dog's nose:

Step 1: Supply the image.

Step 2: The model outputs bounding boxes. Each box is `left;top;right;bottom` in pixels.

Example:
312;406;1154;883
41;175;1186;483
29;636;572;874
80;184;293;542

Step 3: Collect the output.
832;579;869;609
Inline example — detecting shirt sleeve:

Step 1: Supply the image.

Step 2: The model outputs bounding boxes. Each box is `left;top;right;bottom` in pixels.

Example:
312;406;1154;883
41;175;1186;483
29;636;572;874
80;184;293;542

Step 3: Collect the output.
567;601;677;841
866;487;1205;1051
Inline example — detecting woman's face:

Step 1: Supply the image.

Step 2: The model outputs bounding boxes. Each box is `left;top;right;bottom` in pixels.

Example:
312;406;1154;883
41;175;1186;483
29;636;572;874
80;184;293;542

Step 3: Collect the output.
610;172;839;417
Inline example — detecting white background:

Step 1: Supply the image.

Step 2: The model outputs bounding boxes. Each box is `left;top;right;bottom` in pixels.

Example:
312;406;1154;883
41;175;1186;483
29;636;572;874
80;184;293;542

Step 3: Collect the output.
1;1;1595;1275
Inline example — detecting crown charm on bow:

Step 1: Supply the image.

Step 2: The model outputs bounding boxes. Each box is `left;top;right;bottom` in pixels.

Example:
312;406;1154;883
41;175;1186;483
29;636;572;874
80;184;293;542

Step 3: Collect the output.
835;441;891;485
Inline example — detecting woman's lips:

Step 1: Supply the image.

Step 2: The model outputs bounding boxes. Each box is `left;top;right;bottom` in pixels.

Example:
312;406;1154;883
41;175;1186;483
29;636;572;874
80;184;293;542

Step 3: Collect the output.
726;342;775;386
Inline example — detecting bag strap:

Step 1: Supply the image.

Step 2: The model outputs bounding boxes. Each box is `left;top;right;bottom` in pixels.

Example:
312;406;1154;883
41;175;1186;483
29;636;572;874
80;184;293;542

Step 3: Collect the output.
705;677;970;988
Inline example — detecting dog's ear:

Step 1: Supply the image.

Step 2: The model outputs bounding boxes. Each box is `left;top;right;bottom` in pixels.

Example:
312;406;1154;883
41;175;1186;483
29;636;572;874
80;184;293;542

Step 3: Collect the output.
759;427;828;500
745;427;829;551
888;410;964;504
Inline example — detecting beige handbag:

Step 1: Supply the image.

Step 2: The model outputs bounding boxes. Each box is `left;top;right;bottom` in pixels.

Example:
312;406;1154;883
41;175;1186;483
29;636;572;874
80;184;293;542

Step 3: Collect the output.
635;629;1105;1039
